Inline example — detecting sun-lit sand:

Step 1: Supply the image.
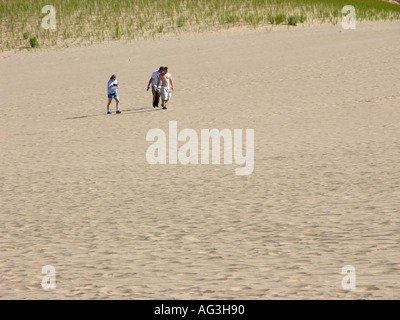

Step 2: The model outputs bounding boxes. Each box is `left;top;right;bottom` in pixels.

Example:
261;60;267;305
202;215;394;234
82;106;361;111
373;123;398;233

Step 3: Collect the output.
1;21;399;299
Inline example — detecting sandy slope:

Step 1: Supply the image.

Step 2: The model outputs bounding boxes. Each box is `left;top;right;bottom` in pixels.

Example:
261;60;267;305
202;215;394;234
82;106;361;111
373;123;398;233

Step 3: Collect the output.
1;22;399;299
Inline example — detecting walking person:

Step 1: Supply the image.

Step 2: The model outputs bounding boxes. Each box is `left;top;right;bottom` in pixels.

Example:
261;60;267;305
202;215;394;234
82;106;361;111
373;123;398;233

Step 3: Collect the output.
156;66;174;110
147;66;164;108
107;74;121;114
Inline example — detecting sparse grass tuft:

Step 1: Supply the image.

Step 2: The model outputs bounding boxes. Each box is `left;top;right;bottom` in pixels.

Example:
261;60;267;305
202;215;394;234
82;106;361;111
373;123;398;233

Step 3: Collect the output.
287;15;299;26
177;16;186;28
270;13;287;25
29;37;39;48
115;21;120;39
299;14;307;23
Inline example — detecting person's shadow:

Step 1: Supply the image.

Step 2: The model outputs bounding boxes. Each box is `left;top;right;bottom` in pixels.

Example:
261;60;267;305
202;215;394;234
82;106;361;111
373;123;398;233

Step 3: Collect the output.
64;107;162;120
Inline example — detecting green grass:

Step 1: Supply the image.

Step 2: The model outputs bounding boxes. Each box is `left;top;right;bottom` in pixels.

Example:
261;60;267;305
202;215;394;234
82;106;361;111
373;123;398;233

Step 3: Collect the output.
1;0;399;51
269;13;287;24
177;16;186;28
287;15;299;26
115;21;120;39
29;36;39;48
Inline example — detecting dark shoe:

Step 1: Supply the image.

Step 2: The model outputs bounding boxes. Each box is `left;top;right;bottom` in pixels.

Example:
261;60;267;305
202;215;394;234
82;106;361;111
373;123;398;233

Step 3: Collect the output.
116;110;121;114
107;111;111;114
162;106;167;110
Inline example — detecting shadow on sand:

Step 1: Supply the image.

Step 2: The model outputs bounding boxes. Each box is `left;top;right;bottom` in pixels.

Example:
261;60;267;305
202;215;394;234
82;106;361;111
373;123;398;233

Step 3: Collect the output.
64;107;162;120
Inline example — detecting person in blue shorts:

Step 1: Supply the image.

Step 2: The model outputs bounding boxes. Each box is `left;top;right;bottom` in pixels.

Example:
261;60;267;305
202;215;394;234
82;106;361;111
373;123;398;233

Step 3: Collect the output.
107;74;121;114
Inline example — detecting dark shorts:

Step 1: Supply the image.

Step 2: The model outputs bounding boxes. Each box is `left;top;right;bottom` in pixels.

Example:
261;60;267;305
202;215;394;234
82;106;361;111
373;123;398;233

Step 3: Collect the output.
108;92;118;98
151;86;159;95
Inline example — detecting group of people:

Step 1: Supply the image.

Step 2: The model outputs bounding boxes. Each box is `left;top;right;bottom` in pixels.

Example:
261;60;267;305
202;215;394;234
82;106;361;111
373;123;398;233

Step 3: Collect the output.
106;66;174;114
147;66;174;109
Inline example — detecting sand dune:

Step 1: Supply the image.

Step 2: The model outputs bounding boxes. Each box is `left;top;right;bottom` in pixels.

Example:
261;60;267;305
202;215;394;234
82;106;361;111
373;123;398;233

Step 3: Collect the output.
1;22;399;299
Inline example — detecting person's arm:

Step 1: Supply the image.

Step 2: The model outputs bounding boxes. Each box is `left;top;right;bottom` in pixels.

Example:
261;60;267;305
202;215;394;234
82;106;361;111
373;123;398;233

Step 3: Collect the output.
147;77;153;89
170;76;174;90
156;77;161;90
108;80;117;90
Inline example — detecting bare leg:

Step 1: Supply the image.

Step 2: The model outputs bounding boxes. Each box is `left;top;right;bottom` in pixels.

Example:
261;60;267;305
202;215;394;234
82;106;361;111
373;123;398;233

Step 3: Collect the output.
114;96;120;111
107;98;112;113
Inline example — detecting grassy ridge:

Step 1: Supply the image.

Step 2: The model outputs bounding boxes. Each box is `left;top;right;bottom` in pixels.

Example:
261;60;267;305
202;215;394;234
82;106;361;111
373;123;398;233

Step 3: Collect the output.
1;0;400;50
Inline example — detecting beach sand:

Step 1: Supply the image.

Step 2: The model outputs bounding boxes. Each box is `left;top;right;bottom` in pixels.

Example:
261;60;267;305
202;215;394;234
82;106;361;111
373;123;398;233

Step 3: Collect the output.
1;22;399;299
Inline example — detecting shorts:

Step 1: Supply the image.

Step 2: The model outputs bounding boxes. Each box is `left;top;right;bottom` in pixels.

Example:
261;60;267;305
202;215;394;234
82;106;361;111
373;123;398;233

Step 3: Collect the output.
161;85;171;101
151;86;159;95
108;92;118;98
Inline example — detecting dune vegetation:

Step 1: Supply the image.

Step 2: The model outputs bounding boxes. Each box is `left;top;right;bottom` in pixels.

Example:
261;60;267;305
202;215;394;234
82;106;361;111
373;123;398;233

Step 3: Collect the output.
1;0;400;50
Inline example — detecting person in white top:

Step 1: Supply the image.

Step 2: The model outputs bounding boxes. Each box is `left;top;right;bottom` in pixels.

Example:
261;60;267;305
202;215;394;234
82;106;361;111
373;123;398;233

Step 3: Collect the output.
107;74;121;114
147;66;164;107
156;66;174;110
